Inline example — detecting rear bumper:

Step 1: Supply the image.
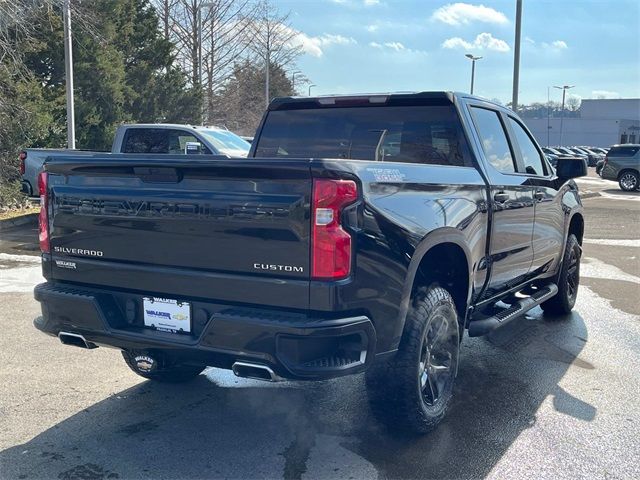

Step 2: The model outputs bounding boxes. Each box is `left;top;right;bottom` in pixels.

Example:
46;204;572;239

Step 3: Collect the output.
33;282;379;380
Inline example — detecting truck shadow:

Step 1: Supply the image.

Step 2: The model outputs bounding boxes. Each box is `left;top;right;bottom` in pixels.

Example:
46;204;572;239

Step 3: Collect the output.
601;188;640;196
0;310;592;479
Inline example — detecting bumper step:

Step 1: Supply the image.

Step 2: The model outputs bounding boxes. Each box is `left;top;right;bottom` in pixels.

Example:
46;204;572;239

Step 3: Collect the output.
468;283;558;337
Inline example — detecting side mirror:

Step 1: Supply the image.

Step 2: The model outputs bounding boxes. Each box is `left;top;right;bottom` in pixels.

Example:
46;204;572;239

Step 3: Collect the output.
184;141;202;155
555;157;587;180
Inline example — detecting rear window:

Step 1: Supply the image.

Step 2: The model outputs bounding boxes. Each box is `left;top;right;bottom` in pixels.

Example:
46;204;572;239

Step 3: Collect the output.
608;146;640;157
255;105;473;167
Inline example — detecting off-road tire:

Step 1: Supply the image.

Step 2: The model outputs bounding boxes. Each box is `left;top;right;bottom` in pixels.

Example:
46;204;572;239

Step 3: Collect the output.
122;350;205;383
366;285;460;434
541;234;581;316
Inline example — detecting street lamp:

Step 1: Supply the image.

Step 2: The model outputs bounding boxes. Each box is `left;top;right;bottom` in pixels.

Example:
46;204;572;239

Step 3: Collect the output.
308;84;316;96
63;0;75;148
465;54;482;95
291;70;302;94
198;2;216;84
553;85;575;146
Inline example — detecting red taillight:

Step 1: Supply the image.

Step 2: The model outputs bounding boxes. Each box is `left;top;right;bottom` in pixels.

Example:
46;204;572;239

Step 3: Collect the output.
311;179;357;280
38;172;50;253
19;151;26;175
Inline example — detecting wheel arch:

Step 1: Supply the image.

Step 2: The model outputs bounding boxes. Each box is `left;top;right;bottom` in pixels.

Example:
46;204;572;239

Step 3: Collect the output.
617;168;639;180
392;229;473;348
568;212;584;245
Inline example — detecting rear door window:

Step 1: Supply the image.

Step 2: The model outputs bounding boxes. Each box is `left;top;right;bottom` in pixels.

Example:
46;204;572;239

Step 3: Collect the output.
122;129;210;154
507;117;546;176
122;129;170;153
255;105;473;167
608;146;640;157
469;107;516;173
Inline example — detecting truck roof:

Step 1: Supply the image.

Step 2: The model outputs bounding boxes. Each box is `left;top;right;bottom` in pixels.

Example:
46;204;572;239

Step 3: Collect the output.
117;123;228;131
268;91;499;111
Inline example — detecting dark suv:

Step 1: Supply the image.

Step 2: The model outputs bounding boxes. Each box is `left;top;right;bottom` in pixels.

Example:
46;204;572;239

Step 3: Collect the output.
601;144;640;191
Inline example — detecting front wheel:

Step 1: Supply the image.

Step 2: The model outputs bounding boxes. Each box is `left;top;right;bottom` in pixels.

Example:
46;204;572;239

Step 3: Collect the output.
122;350;205;383
619;171;639;191
541;234;581;316
366;285;460;434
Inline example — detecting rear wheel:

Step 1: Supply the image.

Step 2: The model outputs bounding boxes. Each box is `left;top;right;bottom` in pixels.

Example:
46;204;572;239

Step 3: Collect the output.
122;350;205;383
366;285;460;434
541;234;581;316
618;171;639;191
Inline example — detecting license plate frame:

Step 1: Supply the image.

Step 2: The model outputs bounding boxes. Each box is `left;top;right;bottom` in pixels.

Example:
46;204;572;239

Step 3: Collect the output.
142;297;191;334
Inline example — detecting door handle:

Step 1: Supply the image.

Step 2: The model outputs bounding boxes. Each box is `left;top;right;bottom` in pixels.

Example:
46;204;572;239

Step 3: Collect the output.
493;192;509;203
534;190;545;201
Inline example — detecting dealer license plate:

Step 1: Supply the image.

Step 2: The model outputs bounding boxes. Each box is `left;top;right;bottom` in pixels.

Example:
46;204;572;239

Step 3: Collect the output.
143;297;191;334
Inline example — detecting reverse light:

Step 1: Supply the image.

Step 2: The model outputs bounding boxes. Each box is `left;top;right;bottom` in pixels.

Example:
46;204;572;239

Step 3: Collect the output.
38;172;49;253
311;179;357;280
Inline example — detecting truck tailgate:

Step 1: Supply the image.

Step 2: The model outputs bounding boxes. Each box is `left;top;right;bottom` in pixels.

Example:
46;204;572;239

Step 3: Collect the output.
45;157;312;309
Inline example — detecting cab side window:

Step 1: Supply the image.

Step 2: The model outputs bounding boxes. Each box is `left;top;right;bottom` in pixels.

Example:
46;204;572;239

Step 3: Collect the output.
470;107;516;173
122;129;169;153
508;117;546;176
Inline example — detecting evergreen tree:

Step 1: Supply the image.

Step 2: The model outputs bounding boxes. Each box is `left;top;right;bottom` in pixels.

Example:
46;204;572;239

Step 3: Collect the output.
216;60;293;135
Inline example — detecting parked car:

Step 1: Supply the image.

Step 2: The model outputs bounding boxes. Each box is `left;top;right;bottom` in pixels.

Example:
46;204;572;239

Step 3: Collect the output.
542;147;580;169
571;147;601;167
33;92;586;434
554;147;590;167
20;124;251;197
600;144;640;190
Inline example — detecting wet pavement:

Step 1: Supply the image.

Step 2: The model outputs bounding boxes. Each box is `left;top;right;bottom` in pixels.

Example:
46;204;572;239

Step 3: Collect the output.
0;174;638;479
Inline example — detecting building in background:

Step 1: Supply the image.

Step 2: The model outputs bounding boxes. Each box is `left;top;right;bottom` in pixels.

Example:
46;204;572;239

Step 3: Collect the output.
525;98;640;147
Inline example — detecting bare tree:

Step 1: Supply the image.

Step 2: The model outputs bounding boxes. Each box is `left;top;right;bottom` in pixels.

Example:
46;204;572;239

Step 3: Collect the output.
245;0;302;107
200;0;256;124
151;0;258;123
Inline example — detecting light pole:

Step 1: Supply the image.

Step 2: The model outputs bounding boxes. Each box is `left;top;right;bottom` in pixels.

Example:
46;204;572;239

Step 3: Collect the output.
547;86;550;147
291;70;302;94
63;0;75;149
308;84;316;96
512;0;523;113
553;85;575;146
465;54;482;95
198;2;216;85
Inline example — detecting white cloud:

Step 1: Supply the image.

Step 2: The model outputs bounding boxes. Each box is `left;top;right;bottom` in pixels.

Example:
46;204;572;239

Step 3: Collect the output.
442;32;510;52
442;37;473;49
384;41;405;51
294;32;357;57
592;90;621;99
550;40;568;49
369;41;404;51
369;41;425;56
364;0;381;5
431;3;508;26
366;24;379;32
526;38;569;51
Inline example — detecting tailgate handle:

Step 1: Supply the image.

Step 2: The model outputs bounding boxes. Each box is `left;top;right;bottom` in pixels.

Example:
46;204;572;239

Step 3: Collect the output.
134;167;181;183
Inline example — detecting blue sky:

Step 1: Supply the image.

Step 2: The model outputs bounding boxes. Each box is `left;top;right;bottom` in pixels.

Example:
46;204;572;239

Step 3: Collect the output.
278;0;640;104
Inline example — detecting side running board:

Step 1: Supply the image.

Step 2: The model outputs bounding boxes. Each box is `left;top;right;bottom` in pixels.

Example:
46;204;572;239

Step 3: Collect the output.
468;283;559;337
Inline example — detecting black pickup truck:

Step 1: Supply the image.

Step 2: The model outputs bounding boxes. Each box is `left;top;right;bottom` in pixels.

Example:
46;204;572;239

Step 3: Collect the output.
33;92;587;433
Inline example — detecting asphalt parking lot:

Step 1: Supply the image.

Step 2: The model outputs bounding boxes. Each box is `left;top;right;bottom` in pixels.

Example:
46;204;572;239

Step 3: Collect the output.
1;172;638;479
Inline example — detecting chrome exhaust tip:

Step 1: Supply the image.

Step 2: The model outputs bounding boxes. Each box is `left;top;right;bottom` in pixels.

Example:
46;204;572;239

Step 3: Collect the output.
58;332;97;349
232;362;282;382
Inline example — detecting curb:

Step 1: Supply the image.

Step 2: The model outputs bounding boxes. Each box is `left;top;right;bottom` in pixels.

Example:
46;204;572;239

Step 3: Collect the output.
0;212;38;231
580;191;601;200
